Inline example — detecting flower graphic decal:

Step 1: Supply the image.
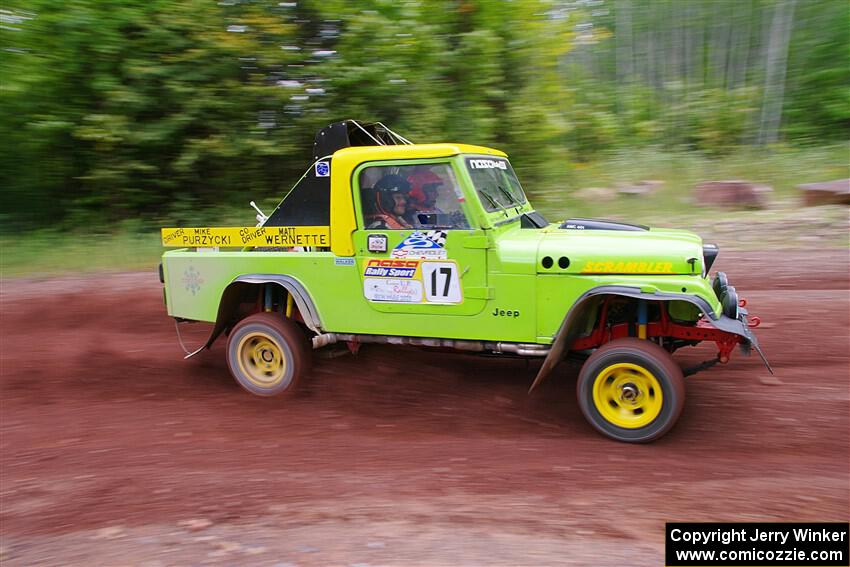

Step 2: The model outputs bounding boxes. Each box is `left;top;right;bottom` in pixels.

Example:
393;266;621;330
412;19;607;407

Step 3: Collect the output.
182;266;204;295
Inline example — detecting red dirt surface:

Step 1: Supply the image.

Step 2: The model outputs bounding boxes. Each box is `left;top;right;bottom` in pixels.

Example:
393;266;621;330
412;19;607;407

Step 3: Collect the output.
1;250;848;566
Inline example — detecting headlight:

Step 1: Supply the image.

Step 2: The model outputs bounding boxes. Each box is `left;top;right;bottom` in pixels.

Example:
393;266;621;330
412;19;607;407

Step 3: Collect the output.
712;271;728;298
722;286;739;319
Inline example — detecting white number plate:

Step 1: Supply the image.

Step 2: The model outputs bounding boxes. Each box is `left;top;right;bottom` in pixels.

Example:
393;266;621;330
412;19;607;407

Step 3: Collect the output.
421;261;462;304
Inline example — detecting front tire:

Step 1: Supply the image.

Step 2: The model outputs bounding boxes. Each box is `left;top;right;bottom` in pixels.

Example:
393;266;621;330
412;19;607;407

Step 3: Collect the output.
226;313;309;397
577;338;685;443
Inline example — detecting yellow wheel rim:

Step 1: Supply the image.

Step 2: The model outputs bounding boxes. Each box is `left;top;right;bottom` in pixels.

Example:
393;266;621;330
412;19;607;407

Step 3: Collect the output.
236;331;287;388
592;362;663;429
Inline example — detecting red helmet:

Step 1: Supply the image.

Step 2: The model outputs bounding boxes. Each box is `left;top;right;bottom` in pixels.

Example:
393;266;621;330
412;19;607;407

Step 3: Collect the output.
407;171;444;205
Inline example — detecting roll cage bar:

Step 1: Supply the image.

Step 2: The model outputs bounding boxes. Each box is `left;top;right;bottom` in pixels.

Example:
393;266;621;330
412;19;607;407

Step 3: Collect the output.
312;120;413;160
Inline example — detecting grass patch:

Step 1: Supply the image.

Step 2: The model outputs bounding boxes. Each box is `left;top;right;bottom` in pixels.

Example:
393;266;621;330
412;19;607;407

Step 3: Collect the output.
1;230;164;278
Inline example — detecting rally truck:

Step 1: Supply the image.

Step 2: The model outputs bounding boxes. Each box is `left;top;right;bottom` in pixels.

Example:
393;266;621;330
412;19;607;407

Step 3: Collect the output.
160;120;770;443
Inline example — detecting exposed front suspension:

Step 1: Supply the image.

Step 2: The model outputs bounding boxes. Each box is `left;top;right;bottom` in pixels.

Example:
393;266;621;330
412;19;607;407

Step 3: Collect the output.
570;296;762;365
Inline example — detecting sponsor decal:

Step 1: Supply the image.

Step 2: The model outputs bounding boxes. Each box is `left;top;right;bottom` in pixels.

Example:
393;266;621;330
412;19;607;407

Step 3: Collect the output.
469;159;507;170
391;230;448;259
367;233;388;253
364;266;417;278
334;257;355;266
315;161;330;177
363;258;419;279
364;279;423;303
362;258;462;304
161;226;330;248
580;260;674;274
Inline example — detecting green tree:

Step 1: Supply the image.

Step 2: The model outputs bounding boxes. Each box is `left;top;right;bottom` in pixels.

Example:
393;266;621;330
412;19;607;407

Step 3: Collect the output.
1;0;301;227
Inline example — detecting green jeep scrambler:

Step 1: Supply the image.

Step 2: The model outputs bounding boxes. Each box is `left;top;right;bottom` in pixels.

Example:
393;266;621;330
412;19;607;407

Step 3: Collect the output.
161;120;769;443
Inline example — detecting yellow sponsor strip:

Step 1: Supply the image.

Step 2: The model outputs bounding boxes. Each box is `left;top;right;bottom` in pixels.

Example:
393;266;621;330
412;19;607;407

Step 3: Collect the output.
161;226;330;248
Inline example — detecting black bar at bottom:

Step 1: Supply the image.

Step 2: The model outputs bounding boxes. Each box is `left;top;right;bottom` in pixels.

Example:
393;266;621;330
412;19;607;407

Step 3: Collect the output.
666;522;849;566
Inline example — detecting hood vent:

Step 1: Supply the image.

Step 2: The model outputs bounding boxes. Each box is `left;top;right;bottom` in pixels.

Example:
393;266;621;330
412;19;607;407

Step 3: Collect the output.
559;218;649;231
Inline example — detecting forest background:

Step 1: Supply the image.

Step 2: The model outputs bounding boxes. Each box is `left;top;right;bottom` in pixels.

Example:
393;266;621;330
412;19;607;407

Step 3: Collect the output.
1;0;847;273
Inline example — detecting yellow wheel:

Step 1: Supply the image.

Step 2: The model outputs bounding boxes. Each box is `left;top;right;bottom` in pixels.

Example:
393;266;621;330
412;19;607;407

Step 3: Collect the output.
577;338;684;443
592;363;663;429
226;313;308;397
236;332;287;388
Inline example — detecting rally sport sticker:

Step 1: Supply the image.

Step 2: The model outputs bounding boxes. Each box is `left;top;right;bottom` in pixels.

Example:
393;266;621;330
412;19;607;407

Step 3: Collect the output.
363;258;462;304
391;231;448;260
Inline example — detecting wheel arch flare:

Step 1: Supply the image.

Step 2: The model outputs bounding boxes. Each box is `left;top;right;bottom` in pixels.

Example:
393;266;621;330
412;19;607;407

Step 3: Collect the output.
194;274;324;357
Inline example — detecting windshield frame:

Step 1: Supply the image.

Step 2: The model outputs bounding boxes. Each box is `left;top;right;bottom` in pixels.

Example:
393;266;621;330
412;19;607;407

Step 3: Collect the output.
462;155;530;222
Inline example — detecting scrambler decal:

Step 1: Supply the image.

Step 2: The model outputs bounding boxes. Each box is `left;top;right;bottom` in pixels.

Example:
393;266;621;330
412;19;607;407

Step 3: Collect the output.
363;258;462;304
391;231;448;259
580;260;674;274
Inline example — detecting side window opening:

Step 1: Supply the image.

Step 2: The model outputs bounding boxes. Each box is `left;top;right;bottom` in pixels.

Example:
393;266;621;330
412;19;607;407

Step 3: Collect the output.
359;163;471;230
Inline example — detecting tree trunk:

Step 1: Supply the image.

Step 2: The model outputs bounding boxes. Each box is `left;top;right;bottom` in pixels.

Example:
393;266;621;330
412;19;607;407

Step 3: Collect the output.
615;0;634;83
758;0;796;145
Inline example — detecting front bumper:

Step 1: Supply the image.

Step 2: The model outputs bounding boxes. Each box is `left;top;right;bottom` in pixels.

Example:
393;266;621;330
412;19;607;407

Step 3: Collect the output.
709;272;773;373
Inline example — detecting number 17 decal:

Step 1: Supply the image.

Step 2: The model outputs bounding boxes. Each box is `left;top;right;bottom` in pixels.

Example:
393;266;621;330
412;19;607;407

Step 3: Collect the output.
422;261;462;303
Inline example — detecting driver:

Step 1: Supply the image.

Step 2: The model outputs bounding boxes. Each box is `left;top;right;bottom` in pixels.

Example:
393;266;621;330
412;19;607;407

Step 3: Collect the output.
366;174;413;229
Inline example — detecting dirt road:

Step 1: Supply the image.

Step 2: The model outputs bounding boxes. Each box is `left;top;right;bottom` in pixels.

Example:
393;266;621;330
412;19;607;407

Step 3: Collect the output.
1;250;848;566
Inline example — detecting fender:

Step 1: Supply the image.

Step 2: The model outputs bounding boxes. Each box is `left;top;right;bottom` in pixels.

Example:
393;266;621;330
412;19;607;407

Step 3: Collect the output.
528;285;765;392
193;274;323;356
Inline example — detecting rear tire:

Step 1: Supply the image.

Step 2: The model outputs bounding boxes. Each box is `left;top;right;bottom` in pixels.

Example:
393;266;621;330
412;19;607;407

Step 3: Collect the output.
226;313;309;397
577;338;685;443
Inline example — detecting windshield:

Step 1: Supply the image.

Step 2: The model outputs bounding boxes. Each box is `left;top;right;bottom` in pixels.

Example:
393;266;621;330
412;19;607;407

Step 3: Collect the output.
464;157;528;214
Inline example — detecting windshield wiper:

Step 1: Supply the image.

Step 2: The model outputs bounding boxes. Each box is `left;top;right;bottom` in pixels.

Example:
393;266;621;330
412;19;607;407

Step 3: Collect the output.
497;185;522;214
479;189;509;217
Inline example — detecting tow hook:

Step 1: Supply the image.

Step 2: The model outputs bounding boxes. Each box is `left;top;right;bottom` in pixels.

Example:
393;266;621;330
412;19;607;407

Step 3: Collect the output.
738;296;761;327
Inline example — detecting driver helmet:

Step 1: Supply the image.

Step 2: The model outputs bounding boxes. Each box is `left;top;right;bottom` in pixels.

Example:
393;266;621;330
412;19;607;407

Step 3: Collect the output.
373;174;411;216
407;170;444;208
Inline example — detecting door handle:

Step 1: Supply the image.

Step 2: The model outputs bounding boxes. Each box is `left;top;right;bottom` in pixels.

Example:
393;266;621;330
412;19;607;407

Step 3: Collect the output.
465;287;494;299
462;235;490;249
